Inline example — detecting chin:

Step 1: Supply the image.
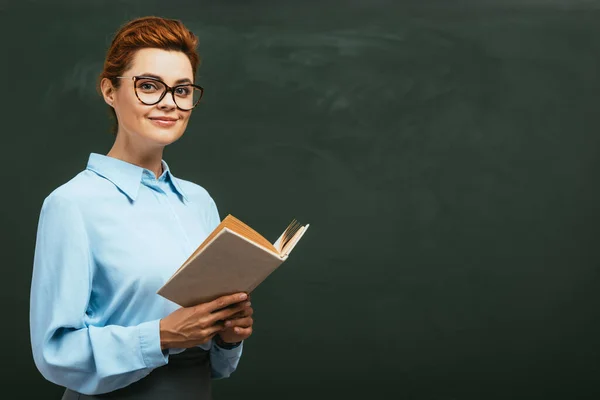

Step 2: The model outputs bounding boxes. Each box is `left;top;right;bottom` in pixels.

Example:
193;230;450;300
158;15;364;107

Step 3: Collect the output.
147;129;185;146
140;120;187;146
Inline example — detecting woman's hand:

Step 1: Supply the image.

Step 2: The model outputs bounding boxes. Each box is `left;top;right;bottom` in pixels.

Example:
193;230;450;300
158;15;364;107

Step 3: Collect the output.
217;298;254;344
159;292;250;350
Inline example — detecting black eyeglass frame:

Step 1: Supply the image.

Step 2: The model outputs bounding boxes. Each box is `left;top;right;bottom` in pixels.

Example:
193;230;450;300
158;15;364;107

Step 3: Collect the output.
116;75;204;111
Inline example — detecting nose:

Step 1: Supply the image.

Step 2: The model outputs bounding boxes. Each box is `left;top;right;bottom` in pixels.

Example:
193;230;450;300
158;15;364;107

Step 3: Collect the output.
157;89;177;110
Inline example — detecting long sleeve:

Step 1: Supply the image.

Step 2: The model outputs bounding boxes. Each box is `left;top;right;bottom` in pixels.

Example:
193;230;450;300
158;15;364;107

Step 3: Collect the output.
206;196;244;379
29;194;168;395
210;343;244;379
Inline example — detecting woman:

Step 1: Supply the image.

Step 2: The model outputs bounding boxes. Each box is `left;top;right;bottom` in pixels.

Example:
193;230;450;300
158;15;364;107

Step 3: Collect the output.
29;16;254;399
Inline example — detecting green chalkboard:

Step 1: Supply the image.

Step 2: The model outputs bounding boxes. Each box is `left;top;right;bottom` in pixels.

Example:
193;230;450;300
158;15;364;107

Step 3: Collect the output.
2;0;600;399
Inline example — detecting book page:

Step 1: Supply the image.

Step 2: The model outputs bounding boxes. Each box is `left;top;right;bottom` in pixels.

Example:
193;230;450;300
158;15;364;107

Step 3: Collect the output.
224;215;277;253
281;224;309;256
273;231;285;253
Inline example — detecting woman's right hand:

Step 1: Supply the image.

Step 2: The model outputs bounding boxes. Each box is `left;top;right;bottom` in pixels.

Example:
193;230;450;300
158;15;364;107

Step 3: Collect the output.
159;292;251;350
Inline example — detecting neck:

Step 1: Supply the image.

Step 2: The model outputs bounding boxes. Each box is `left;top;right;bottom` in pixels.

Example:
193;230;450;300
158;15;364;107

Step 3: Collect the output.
107;131;164;179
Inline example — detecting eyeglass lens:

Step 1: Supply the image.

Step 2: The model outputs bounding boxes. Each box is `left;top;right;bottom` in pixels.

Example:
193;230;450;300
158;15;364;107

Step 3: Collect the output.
135;78;202;109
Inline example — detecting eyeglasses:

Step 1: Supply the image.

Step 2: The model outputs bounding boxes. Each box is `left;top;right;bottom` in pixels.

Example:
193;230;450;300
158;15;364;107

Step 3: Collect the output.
116;76;204;111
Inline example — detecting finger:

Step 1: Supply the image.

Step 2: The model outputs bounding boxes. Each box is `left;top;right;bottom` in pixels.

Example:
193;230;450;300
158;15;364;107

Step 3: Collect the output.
231;326;253;338
225;306;253;320
203;292;248;313
223;294;251;307
224;316;253;329
219;294;252;312
210;301;251;324
201;322;226;339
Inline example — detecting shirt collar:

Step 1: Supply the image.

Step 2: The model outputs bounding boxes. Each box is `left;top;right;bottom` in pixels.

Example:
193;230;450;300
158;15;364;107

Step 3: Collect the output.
86;153;188;202
161;159;188;202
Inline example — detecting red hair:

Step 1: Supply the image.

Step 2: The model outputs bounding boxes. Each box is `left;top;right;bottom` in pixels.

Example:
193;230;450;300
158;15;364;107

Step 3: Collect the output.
97;16;201;134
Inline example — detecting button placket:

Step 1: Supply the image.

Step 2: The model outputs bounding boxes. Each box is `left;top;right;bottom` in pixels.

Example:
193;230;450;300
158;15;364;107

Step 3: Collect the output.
158;180;194;256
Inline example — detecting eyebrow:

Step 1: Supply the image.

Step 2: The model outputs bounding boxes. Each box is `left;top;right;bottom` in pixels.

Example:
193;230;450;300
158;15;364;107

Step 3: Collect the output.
139;73;193;85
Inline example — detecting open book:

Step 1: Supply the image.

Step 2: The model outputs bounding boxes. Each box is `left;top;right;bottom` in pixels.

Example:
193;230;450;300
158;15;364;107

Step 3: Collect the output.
157;214;309;307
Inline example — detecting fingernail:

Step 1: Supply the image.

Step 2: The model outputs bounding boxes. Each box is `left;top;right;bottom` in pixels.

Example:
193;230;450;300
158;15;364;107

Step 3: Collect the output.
246;301;251;307
239;293;247;300
225;321;232;327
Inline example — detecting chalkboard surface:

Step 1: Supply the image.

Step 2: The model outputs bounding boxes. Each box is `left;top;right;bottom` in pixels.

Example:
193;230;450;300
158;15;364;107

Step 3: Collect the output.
2;0;599;399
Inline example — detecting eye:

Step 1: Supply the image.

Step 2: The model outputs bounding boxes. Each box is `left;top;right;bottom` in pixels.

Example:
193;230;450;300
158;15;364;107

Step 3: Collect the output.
175;86;191;97
137;81;160;92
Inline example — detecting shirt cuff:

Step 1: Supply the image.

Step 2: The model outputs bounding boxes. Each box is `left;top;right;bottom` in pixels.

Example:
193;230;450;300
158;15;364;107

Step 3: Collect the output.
138;319;169;369
212;340;244;357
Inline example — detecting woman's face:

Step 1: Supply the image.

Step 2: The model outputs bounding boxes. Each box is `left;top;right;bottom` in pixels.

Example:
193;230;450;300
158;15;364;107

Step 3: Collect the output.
103;48;195;148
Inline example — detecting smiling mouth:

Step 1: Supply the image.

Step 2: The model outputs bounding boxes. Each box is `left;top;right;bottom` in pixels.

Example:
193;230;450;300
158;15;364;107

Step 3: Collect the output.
148;117;178;127
149;117;178;121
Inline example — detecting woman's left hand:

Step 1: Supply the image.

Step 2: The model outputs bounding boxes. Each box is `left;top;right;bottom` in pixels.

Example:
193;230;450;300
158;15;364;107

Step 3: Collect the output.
217;299;254;344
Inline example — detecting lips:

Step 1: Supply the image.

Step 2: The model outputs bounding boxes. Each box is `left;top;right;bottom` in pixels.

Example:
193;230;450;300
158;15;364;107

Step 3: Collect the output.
149;117;178;121
148;116;178;128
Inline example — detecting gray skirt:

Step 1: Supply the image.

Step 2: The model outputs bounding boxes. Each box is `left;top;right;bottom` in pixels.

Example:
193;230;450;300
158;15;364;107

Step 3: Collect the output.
61;347;212;400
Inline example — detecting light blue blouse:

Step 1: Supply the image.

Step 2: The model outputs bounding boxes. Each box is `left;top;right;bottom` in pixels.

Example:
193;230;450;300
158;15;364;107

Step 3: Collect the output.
29;153;243;395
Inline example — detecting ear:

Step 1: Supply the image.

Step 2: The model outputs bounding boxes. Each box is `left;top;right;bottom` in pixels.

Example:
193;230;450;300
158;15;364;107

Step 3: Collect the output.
100;78;116;107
